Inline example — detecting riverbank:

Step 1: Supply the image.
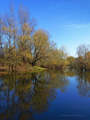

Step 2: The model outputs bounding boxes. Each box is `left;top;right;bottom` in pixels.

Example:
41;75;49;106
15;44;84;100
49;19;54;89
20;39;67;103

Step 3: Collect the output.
0;65;47;75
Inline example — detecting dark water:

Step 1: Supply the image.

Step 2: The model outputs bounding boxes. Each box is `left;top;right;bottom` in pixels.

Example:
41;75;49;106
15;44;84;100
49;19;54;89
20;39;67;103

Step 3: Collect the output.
0;71;90;120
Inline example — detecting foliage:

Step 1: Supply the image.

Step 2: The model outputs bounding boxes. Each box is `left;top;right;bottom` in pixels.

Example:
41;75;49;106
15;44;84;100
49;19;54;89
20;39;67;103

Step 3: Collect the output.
73;45;90;72
0;6;67;72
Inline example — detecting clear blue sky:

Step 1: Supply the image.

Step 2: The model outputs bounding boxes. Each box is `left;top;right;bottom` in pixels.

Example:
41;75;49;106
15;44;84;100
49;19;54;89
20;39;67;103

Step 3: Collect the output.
0;0;90;56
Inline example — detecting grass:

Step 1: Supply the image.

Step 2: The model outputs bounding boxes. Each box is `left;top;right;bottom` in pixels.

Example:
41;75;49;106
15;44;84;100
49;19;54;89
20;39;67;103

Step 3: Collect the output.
31;66;46;73
0;64;47;74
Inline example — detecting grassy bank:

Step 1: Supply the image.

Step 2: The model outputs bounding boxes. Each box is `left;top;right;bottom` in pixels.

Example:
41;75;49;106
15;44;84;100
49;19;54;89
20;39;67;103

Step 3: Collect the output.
0;65;46;75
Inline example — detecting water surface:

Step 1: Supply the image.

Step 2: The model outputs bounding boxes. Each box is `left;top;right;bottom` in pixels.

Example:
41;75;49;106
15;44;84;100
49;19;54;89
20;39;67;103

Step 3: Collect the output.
0;71;90;120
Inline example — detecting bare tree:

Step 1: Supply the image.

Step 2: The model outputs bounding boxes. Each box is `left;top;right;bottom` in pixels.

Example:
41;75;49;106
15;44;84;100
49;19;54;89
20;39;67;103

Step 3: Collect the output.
77;44;89;59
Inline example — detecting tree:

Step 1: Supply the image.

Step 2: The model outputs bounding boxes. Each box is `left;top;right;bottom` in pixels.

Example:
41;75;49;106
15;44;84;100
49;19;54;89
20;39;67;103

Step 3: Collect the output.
77;44;89;58
3;6;18;71
86;52;90;71
17;6;35;64
66;56;75;69
0;5;68;72
76;44;90;72
0;17;4;64
31;29;50;66
43;45;67;70
0;17;3;48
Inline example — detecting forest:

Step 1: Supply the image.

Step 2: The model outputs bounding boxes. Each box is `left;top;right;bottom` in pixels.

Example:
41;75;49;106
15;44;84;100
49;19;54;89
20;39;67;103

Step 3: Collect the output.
0;6;90;73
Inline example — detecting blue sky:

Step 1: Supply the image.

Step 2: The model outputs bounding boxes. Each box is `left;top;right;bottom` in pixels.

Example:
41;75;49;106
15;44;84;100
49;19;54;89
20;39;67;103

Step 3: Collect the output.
0;0;90;56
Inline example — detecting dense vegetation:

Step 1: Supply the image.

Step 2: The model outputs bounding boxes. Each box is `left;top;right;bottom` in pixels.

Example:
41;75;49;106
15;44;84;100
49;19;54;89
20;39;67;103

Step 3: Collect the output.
66;44;90;72
0;6;90;72
0;6;67;72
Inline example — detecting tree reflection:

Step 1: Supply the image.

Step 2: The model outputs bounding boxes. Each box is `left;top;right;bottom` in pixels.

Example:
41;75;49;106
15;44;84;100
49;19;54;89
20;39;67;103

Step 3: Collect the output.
77;72;90;97
0;71;69;119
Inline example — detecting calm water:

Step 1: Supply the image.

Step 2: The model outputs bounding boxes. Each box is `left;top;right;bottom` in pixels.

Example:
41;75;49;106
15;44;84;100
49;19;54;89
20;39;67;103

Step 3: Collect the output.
0;71;90;120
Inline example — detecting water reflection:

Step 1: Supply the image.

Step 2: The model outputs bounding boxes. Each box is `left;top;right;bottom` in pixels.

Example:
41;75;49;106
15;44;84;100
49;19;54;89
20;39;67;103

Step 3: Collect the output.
77;72;90;97
0;71;90;119
0;71;69;120
65;71;90;97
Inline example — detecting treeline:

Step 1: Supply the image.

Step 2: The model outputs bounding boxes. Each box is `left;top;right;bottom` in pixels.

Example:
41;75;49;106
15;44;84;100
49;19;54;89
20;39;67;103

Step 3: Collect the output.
66;44;90;72
0;6;90;72
0;6;67;72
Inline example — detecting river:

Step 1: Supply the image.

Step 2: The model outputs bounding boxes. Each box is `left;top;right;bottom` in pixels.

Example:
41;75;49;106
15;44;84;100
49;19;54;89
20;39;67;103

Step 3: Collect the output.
0;71;90;120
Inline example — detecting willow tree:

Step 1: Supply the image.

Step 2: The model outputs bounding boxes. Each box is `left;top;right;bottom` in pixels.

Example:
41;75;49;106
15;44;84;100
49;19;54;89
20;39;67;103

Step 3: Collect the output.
31;30;50;66
45;47;67;69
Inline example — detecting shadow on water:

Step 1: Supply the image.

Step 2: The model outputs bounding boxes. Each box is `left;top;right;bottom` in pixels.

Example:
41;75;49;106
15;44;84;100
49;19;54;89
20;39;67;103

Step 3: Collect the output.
0;71;69;120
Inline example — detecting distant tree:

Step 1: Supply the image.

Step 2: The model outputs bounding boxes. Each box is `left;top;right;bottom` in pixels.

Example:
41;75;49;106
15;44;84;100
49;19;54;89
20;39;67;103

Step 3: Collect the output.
66;56;75;69
75;44;90;72
86;52;90;71
77;44;89;58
